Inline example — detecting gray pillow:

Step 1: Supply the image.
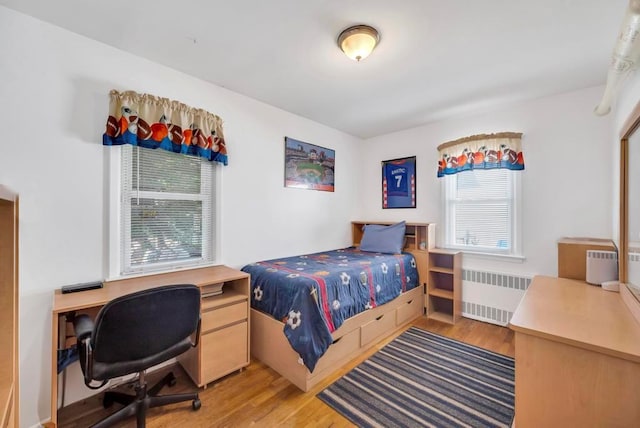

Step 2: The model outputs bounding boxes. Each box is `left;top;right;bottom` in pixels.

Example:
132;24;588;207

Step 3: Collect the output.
359;221;406;254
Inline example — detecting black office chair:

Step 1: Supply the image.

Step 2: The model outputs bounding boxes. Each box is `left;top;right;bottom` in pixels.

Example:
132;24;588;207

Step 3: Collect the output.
73;284;202;428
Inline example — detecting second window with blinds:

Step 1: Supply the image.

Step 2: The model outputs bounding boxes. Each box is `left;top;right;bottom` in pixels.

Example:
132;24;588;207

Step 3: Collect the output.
114;145;218;276
442;168;522;258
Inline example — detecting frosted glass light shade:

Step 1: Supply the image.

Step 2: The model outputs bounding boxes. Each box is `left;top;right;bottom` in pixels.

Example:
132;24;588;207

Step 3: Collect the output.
338;25;380;61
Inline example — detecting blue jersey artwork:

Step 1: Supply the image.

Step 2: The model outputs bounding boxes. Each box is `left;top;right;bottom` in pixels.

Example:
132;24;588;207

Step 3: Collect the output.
386;165;409;196
382;157;416;208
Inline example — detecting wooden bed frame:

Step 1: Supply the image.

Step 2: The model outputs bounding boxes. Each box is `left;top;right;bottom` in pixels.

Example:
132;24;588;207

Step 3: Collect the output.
250;221;435;391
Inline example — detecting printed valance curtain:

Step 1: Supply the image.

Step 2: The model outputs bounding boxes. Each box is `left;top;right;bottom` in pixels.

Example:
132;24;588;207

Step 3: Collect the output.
103;90;228;165
437;132;524;177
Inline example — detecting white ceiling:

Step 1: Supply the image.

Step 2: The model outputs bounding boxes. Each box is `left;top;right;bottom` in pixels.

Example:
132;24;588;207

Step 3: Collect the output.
0;0;628;138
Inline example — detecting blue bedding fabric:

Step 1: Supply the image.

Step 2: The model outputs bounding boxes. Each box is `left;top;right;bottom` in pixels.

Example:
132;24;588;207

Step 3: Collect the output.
241;247;419;372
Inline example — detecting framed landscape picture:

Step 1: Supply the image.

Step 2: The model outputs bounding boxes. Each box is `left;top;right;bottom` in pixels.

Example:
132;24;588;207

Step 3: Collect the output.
284;137;335;192
382;156;416;208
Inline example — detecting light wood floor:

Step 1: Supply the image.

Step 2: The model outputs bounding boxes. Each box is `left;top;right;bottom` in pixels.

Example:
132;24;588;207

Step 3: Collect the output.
58;317;514;427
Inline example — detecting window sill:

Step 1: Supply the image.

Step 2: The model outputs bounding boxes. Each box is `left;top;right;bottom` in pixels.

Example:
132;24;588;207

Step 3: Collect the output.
440;247;525;263
105;261;221;282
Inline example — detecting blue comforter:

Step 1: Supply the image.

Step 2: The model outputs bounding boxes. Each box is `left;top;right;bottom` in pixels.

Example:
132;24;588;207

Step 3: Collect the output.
241;247;419;372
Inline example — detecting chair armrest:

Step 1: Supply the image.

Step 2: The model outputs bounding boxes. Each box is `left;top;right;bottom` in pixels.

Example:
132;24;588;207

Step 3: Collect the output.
191;318;201;347
73;314;94;342
72;314;107;389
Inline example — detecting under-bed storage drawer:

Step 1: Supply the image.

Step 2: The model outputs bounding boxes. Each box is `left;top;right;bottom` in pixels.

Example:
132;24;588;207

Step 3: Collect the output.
360;311;396;347
202;302;247;332
201;321;248;383
396;295;422;325
313;327;361;373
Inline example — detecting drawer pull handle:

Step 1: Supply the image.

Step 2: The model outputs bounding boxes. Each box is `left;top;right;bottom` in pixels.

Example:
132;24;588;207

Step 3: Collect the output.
332;337;342;344
376;314;384;321
407;300;413;304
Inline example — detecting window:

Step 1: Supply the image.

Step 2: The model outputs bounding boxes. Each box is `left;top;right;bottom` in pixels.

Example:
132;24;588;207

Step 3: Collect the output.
442;168;521;257
114;145;217;275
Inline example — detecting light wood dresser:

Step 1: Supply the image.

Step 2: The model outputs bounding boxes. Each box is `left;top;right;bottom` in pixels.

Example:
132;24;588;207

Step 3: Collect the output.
509;276;640;427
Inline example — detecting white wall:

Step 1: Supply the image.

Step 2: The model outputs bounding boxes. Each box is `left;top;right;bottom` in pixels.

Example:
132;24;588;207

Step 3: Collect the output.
359;86;614;277
0;7;362;427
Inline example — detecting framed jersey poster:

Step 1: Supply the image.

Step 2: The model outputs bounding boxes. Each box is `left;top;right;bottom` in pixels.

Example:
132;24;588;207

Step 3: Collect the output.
382;156;416;208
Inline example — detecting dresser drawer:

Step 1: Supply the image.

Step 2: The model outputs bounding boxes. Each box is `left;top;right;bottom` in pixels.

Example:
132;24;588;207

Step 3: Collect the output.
201;321;248;384
202;301;247;332
396;295;421;325
360;311;396;347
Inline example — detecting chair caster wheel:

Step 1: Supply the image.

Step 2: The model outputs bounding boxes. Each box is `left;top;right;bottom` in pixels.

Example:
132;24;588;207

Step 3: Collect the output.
192;398;201;411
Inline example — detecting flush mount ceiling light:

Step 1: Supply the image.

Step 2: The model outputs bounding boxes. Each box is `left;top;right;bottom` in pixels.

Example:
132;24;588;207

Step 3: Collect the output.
337;24;380;62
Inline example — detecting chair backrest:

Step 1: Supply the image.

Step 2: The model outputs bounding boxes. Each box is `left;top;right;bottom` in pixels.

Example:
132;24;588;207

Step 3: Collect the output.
91;284;200;365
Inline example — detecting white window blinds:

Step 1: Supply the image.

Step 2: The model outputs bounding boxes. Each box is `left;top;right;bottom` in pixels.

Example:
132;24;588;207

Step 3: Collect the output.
444;168;519;255
120;145;215;274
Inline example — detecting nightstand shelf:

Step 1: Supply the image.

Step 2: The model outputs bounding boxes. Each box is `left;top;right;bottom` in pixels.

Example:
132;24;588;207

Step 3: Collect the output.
428;287;454;299
427;249;461;324
429;265;453;274
427;311;454;324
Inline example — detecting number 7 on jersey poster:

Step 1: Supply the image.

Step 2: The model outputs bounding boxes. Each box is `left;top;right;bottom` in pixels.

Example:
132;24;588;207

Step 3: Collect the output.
382;156;416;208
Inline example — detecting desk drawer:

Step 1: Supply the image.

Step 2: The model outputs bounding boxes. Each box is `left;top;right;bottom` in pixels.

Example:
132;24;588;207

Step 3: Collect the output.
202;302;247;332
201;321;248;384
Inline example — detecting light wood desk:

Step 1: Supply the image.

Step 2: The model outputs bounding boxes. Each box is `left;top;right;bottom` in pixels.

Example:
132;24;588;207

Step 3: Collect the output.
48;265;250;428
509;276;640;427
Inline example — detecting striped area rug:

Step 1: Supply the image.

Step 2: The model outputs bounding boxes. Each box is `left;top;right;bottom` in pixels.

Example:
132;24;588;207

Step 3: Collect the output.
317;327;515;428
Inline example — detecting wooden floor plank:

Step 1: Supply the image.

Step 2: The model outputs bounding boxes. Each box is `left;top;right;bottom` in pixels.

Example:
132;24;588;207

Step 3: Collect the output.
58;317;514;427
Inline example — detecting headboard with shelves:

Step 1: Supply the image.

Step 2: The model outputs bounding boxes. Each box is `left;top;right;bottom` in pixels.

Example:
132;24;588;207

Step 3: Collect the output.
351;221;435;289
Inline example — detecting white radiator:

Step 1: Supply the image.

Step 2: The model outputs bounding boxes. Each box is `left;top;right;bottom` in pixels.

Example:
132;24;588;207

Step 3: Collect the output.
586;250;618;285
461;269;532;326
628;252;640;286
